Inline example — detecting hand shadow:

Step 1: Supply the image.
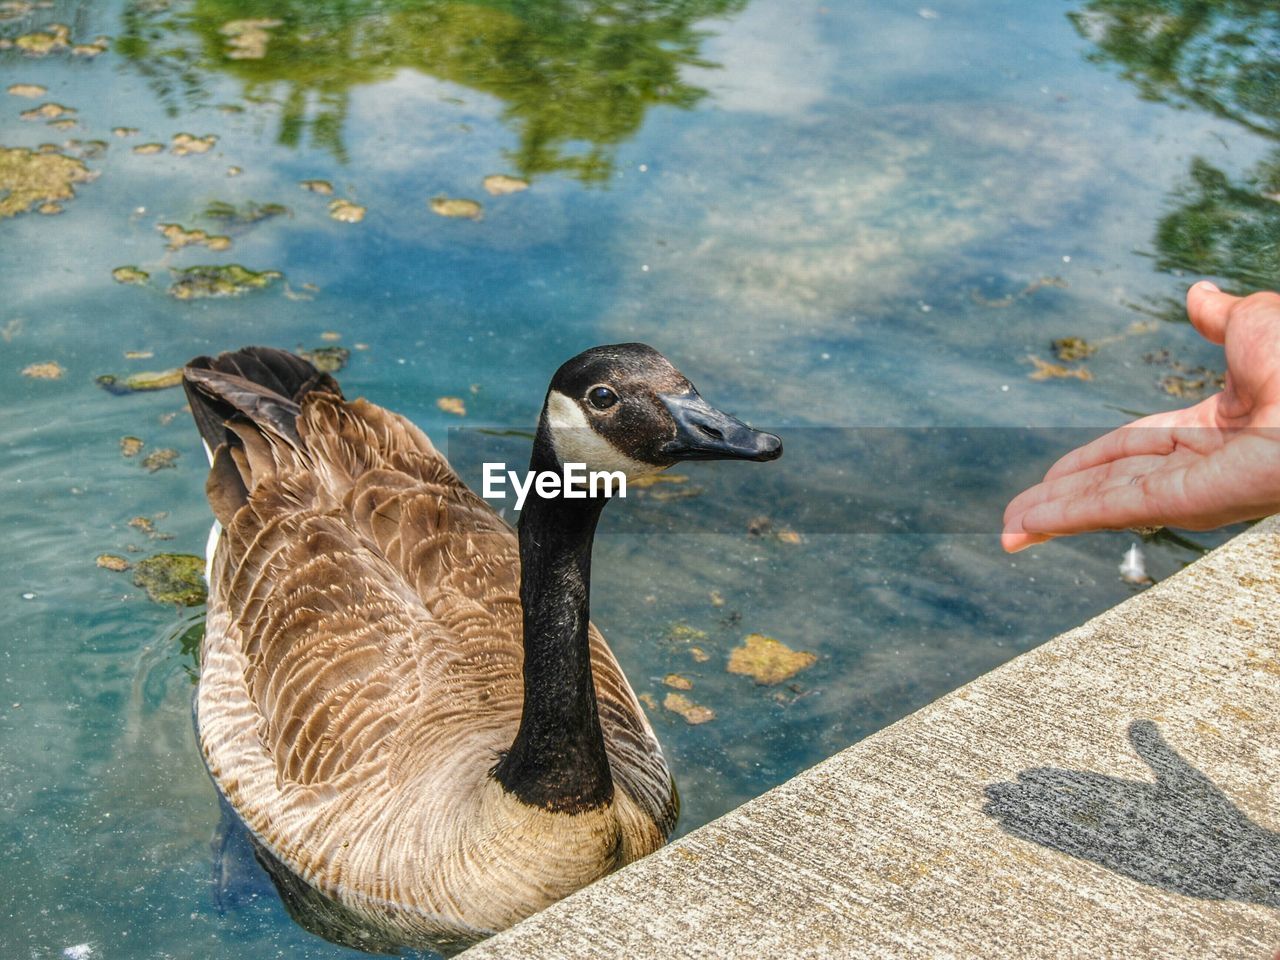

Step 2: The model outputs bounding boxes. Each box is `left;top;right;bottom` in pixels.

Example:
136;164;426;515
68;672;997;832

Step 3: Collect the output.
983;720;1280;906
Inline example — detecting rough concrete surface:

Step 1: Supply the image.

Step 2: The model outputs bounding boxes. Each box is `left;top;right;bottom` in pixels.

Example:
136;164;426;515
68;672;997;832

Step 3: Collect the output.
462;521;1280;959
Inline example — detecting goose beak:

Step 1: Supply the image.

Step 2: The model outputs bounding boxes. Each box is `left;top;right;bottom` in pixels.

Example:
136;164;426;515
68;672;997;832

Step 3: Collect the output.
658;391;783;463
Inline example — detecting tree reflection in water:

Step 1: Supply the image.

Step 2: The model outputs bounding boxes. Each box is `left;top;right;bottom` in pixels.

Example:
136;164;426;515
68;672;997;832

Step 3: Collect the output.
1070;0;1280;299
118;0;745;179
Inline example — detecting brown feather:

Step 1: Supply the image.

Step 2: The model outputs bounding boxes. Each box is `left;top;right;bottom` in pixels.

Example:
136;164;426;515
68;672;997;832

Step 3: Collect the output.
197;390;676;950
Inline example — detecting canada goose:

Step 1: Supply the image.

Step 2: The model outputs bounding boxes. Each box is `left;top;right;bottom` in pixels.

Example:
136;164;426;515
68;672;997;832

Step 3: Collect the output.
182;344;781;951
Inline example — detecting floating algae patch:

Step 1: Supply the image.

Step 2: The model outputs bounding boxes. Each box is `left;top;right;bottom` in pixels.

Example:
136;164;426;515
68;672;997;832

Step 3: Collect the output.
436;396;467;416
1052;337;1096;362
170;133;216;156
18;102;74;121
22;361;64;379
112;266;149;285
300;179;333;195
665;623;708;644
132;143;164;155
71;38;109;58
14;24;71;56
132;553;206;606
663;692;715;725
159;223;231;251
62;140;108;160
7;84;47;98
483;174;529;196
1160;372;1224;398
120;436;144;458
727;633;816;685
128;515;168;538
202;199;289;226
663;673;693;691
169;264;281;299
96;369;183;394
1026;355;1093;382
112;127;138;137
141;448;179;472
96;554;130;572
0;146;92;220
298;346;348;373
430;197;482;220
328;198;365;223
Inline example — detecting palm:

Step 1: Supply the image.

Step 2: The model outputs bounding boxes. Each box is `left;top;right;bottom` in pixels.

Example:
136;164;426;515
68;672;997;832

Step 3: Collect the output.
1003;284;1280;552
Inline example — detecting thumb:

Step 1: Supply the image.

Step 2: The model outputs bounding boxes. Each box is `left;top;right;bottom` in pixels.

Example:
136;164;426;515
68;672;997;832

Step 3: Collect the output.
1186;280;1238;345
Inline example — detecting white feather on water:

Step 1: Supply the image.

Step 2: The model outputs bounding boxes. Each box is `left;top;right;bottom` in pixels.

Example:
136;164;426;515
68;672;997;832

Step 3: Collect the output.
1119;542;1152;585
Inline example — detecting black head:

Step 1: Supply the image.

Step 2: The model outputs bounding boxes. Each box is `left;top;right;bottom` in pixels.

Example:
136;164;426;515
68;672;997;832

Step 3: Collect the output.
540;343;782;478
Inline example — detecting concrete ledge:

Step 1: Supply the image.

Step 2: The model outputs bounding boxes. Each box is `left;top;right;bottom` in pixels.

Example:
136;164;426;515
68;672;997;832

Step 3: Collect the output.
462;520;1280;958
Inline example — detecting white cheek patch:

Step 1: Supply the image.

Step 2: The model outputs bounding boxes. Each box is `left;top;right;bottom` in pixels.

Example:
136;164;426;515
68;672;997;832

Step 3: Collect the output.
545;391;664;480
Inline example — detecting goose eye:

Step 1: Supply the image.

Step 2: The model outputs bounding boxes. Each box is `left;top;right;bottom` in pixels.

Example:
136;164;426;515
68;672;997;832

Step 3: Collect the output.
587;385;618;410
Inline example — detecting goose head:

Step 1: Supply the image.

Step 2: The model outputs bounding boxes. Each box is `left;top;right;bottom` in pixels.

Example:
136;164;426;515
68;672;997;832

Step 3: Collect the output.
538;343;782;483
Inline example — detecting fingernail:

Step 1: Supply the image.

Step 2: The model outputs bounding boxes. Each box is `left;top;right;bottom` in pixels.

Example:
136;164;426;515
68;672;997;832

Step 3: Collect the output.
1195;280;1220;293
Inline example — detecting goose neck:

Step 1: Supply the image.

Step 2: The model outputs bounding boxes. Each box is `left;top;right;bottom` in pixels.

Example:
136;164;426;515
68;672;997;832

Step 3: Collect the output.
492;430;613;812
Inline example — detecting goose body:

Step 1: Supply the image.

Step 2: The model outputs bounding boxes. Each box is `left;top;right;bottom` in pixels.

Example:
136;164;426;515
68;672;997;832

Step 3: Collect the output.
183;346;780;950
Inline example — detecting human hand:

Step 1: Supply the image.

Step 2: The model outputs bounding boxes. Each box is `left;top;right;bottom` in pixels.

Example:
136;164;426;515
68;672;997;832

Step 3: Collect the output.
1002;282;1280;552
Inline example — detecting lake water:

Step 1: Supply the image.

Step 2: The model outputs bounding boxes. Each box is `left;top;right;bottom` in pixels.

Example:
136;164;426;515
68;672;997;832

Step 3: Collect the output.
2;0;1276;957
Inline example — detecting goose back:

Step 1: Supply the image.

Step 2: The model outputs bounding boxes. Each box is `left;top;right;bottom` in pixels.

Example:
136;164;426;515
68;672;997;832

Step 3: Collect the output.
192;366;677;946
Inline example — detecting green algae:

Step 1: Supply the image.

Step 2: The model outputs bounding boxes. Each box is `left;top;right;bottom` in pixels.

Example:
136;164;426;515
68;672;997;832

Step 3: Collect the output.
483;174;529;196
141;448;180;472
22;361;63;379
430;196;482;220
328;198;365;222
727;633;817;686
1052;337;1096;362
112;266;150;285
170;132;217;155
663;691;715;725
14;24;70;56
96;369;184;394
201;199;290;225
665;623;709;644
132;553;206;606
18;102;73;121
159;222;231;251
168;264;281;299
0;146;92;220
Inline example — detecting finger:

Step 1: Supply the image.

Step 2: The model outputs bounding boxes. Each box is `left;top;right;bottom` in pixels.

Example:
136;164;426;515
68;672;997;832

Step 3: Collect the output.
1014;455;1198;537
1000;529;1052;553
1128;721;1218;793
1043;417;1183;483
1185;280;1239;345
1042;402;1222;483
1002;456;1170;549
1006;453;1172;527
